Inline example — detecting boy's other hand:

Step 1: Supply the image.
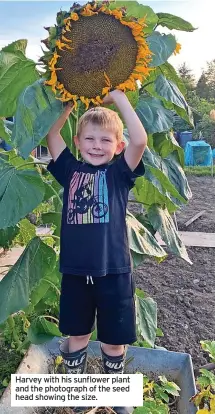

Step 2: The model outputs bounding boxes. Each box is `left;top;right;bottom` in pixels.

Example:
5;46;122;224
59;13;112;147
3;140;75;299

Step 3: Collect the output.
102;90;126;105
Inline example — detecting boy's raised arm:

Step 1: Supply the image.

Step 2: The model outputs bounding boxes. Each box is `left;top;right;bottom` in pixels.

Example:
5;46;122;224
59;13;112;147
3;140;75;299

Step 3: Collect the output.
47;105;72;161
103;90;147;171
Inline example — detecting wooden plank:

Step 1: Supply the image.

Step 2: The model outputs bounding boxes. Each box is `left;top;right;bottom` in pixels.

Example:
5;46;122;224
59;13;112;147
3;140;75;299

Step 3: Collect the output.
184;210;206;227
156;232;215;248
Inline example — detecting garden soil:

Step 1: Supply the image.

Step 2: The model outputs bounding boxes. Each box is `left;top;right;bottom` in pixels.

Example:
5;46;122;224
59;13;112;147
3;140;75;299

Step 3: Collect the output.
133;175;215;369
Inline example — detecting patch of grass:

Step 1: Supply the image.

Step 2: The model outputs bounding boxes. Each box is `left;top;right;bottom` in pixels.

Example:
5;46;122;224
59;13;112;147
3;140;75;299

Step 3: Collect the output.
185;165;214;176
0;342;23;397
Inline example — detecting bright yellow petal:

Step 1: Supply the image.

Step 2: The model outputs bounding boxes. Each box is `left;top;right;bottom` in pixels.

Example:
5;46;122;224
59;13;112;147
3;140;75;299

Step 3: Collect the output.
174;42;181;55
111;9;123;19
70;12;79;21
45;70;57;86
104;71;111;87
61;35;72;43
102;87;110;95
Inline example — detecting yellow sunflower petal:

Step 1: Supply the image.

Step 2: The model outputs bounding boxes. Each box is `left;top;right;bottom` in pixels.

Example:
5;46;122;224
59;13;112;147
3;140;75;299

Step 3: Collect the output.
44;70;57;86
61;35;72;43
174;42;181;55
104;71;111;87
102;87;110;95
112;9;123;20
70;12;79;21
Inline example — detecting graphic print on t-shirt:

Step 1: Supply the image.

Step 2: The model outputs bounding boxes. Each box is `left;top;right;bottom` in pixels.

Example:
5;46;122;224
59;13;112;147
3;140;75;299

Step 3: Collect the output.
67;170;109;224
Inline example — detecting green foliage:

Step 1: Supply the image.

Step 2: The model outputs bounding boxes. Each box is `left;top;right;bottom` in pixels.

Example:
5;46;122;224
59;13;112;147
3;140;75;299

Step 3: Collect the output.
109;1;158;33
157;13;196;32
147;32;176;67
0;40;39;117
177;63;196;92
192;341;215;412
0;237;56;324
154;75;194;126
196;60;215;102
185;166;214;177
126;210;167;264
152;132;184;167
135;96;174;134
0;226;19;249
27;316;61;344
0;157;45;229
200;341;215;363
11;79;64;159
147;204;192;263
135;292;157;347
14;219;36;246
133;374;180;414
0;119;12;144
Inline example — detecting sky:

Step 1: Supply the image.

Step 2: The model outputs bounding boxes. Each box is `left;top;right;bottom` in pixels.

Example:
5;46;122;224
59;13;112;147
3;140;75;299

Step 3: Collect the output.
0;0;214;81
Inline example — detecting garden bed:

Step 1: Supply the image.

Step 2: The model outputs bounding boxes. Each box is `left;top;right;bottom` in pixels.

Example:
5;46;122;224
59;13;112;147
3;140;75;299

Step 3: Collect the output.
135;175;215;367
0;339;197;414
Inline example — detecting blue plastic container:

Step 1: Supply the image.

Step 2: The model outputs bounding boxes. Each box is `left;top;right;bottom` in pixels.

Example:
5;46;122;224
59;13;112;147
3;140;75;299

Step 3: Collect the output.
179;131;193;148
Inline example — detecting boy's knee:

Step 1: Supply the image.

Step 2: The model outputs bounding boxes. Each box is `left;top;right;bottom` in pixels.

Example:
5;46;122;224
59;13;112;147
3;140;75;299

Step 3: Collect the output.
72;334;91;341
68;334;91;352
102;343;124;356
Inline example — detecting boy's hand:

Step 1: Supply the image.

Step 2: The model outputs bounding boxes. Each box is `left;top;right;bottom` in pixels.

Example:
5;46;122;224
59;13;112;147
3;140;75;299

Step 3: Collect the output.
103;88;147;172
102;90;126;105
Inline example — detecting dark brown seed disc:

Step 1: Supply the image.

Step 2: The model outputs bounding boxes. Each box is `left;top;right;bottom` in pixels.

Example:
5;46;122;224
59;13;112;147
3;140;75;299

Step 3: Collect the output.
56;13;138;98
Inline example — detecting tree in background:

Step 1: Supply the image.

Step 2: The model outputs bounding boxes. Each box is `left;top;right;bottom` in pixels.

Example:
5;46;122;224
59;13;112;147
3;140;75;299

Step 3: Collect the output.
175;62;215;147
178;62;196;92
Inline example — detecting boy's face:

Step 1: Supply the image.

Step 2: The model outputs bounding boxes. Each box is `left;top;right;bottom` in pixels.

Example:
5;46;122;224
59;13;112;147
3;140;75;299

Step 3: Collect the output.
74;123;125;166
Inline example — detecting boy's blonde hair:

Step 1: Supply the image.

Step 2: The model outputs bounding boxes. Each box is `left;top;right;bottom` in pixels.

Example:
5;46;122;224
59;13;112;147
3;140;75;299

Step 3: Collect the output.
77;107;123;142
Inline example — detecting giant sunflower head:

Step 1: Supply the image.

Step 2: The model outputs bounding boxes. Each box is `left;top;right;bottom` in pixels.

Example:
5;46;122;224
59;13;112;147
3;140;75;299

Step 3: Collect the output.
42;1;153;109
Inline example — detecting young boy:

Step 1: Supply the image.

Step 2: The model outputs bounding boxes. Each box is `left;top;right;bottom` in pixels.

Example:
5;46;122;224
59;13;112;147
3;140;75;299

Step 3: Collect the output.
47;90;147;414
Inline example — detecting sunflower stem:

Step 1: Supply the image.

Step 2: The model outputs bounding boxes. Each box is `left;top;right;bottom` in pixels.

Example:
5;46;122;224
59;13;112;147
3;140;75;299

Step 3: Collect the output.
48;184;63;206
16;161;48;169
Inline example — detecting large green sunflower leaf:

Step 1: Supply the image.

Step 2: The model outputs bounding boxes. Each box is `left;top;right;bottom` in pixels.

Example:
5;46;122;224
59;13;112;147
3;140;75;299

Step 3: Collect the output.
14;219;36;246
158;62;187;95
126;210;166;262
148;204;192;264
133;148;191;212
0;226;19;249
0;47;39;117
136;294;157;347
154;75;194;126
0;157;44;229
153;132;184;167
28;316;61;344
0;237;56;324
133;175;177;213
142;63;186;96
135;96;174;134
147;32;176;67
31;264;61;307
11;79;64;159
0;119;12;144
2;39;28;55
143;147;190;203
157;13;196;32
42;212;61;237
110;2;158;33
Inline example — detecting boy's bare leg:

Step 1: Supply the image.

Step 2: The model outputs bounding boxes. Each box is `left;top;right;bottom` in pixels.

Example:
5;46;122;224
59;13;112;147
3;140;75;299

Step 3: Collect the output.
68;334;91;352
101;343;124;356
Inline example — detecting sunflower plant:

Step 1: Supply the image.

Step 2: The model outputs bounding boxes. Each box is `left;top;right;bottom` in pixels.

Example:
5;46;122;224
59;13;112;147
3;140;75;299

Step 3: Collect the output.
0;1;196;343
191;341;215;413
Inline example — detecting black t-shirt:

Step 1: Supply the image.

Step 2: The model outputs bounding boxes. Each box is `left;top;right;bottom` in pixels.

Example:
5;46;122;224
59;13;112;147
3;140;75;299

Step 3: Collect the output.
47;147;145;276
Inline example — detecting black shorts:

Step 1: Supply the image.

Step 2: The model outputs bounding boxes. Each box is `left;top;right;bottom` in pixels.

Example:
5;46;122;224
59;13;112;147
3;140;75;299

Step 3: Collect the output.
59;273;137;345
